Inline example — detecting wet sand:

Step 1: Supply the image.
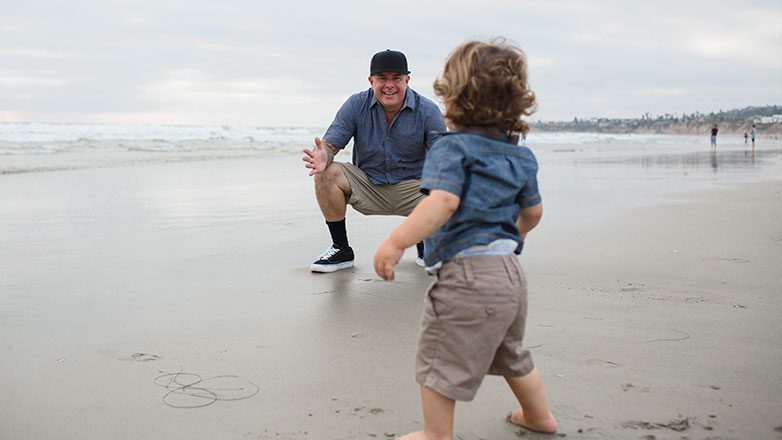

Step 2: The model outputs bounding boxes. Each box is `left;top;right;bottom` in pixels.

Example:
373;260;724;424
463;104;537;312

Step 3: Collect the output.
1;151;781;439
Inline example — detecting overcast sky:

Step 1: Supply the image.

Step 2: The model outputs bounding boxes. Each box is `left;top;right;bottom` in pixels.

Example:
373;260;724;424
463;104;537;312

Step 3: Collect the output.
1;0;781;127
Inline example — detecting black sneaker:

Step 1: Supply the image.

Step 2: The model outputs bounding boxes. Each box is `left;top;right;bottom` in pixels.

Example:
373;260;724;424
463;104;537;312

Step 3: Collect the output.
416;242;425;267
311;245;355;273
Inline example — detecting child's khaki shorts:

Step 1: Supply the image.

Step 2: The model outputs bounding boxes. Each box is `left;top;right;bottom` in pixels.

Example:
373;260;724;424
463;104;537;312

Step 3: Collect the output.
415;254;534;401
337;162;424;216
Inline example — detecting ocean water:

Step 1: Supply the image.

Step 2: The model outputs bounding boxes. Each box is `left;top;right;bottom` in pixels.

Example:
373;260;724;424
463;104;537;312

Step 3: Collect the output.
2;123;781;198
0;122;322;155
0;122;738;154
0;122;774;156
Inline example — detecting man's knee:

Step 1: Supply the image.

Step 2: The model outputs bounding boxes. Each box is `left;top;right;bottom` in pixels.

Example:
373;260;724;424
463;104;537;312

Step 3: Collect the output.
314;164;351;198
313;163;341;187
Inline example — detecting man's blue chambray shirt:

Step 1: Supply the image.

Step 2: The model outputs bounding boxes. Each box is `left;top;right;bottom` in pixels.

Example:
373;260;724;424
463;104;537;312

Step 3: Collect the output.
322;87;446;184
419;131;542;266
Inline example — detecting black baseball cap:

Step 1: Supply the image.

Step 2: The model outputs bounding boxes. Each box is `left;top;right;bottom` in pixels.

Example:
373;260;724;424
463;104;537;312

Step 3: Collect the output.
370;49;410;75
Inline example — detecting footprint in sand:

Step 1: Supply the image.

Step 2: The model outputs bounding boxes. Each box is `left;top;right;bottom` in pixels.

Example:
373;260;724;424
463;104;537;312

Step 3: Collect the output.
584;359;620;368
621;417;690;432
702;257;750;263
621;383;650;393
98;349;161;362
122;352;161;362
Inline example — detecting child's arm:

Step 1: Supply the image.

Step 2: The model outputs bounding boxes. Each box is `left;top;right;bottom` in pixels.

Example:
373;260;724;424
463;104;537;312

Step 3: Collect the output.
516;202;543;239
374;189;460;281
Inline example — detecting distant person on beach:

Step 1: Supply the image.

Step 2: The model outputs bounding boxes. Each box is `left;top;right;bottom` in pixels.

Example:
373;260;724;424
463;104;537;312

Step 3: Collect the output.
751;124;756;148
374;39;557;439
710;124;718;149
302;49;446;272
744;131;749;144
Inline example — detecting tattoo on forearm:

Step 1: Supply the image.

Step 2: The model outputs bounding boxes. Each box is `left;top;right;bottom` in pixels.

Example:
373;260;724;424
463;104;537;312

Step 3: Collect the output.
323;141;338;165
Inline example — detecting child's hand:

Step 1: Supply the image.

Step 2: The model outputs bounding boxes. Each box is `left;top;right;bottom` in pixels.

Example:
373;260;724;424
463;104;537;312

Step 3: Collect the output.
374;238;404;281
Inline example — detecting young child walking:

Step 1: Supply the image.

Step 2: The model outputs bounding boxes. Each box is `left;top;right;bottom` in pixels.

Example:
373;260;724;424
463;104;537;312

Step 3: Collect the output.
374;39;557;439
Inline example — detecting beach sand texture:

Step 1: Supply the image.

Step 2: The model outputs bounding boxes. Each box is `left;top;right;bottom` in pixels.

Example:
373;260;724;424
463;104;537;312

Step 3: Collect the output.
1;137;781;439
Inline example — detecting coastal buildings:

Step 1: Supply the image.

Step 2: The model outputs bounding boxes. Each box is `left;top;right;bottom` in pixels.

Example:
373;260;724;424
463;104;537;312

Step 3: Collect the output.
532;105;782;134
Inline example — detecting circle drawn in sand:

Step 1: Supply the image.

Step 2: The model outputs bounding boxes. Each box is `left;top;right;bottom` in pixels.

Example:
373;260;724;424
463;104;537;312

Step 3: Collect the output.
154;371;260;409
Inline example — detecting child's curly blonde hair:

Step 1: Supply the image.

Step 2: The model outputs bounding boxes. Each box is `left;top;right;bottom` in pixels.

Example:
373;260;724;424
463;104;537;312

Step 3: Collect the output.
433;38;537;138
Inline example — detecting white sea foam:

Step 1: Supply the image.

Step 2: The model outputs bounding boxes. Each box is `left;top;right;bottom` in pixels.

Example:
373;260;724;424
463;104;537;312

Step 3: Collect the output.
0;123;323;155
1;123;778;180
0;122;747;155
0;123;708;145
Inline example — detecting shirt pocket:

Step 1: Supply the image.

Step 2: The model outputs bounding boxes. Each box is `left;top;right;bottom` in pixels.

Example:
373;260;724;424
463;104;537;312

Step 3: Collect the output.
393;132;426;162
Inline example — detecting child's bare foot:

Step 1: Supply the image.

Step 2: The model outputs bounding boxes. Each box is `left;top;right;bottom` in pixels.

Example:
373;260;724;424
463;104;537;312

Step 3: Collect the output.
506;409;558;434
395;431;427;440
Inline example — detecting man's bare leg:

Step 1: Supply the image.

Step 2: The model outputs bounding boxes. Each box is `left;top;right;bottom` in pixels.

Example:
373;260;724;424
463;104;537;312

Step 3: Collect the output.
505;369;558;433
397;386;455;440
313;162;352;222
309;162;357;272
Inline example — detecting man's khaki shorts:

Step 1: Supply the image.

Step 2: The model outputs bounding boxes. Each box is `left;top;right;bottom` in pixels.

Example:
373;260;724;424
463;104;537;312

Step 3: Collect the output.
337;162;424;216
415;254;535;401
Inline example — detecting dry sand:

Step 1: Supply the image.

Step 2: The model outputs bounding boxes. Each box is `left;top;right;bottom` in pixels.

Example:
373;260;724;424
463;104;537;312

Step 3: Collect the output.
1;152;781;439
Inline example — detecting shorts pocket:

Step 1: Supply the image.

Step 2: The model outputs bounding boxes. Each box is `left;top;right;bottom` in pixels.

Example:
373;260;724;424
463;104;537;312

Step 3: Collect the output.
425;283;446;318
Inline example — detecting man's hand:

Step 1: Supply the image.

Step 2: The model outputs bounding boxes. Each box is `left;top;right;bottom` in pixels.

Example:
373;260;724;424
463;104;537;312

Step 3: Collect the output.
374;238;404;281
302;137;332;176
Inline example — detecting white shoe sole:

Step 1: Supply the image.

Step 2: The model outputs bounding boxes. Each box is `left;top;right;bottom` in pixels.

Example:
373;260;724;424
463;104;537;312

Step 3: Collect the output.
311;261;354;273
416;257;426;267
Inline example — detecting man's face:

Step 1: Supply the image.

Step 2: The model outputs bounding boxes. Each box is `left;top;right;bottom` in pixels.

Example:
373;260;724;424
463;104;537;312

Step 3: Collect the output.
369;72;409;111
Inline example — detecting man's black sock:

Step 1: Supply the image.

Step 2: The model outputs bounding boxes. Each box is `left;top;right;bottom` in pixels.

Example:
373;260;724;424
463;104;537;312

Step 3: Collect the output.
326;219;349;249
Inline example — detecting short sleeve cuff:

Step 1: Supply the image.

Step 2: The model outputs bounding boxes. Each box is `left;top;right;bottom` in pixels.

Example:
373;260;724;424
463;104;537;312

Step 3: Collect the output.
420;178;463;196
518;193;541;208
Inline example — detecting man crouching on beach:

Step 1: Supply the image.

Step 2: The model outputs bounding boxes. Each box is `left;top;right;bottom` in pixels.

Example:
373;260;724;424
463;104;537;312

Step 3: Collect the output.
303;49;446;272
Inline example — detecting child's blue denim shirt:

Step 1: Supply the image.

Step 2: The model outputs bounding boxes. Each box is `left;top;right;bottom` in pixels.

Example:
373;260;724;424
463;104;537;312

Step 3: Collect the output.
419;130;541;266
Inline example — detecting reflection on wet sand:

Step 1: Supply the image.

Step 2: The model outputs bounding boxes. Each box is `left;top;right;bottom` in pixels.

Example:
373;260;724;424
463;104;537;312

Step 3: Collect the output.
576;148;781;174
